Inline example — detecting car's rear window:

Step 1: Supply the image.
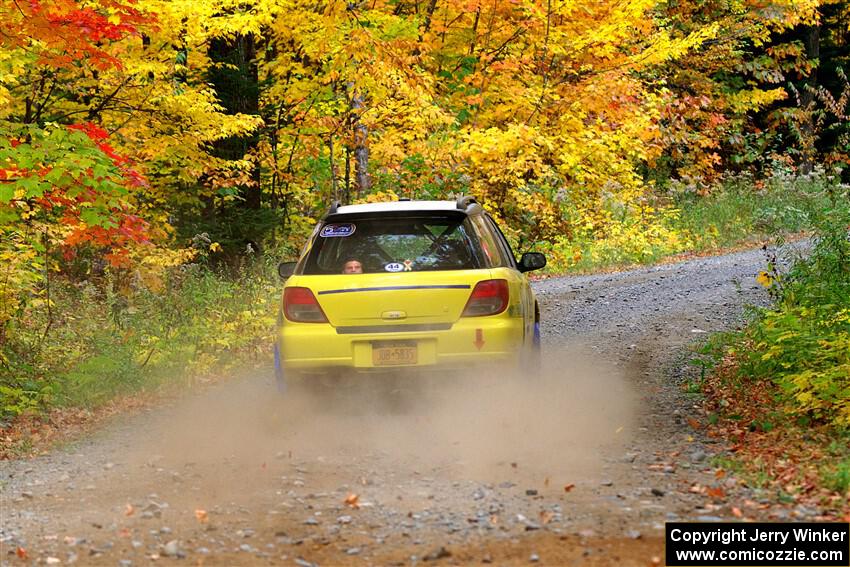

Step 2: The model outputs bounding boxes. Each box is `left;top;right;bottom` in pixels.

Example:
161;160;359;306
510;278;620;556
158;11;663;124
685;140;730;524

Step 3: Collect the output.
302;215;484;274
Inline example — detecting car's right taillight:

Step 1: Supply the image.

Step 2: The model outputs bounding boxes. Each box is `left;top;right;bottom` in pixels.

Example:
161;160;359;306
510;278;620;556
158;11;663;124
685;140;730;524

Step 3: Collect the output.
283;287;328;323
462;279;509;317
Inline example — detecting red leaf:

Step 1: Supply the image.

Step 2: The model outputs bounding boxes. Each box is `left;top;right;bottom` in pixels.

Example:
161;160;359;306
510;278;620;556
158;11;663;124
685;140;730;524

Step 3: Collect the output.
705;486;726;500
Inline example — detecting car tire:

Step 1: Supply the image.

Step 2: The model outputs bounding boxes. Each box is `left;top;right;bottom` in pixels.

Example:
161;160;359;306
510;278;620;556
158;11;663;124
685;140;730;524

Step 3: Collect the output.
275;343;311;395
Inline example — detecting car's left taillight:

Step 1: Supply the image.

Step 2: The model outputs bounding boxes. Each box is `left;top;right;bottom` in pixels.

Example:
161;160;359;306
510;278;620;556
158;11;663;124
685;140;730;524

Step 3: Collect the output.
462;279;509;317
283;287;328;323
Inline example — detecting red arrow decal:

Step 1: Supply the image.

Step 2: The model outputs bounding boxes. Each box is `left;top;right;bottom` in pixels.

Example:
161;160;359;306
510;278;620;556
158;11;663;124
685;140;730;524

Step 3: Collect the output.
473;328;485;350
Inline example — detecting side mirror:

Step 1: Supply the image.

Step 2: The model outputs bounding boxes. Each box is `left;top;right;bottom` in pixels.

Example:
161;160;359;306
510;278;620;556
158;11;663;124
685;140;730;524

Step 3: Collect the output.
518;252;546;273
278;261;297;279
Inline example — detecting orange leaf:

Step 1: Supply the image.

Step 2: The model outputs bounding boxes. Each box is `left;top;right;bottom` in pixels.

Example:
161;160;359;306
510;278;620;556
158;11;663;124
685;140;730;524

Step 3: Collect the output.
539;510;554;525
705;487;726;500
563;484;575;493
687;417;702;429
16;547;28;560
714;469;726;479
344;493;360;509
195;509;208;523
125;503;135;516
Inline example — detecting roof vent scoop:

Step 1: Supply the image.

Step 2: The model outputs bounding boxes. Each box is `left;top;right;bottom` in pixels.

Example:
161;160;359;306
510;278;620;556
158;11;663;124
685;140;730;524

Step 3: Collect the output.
456;195;476;209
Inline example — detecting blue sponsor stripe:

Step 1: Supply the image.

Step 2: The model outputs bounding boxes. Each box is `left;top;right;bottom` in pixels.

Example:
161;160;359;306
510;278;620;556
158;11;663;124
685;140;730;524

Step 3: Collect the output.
318;284;471;295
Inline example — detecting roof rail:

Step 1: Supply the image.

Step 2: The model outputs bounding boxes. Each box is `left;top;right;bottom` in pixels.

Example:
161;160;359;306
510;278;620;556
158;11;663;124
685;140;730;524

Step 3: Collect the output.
328;200;341;215
456;195;476;209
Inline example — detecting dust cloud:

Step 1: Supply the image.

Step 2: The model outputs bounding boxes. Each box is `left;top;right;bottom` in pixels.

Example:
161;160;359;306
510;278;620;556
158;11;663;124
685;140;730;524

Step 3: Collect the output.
128;347;636;497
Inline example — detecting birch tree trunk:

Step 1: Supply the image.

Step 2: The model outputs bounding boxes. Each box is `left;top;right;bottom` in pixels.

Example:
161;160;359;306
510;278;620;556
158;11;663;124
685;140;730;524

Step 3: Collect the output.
348;84;371;196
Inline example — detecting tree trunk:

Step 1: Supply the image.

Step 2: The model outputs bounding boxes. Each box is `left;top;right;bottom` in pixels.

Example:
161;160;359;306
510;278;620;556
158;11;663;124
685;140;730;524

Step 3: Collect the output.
798;24;821;174
208;33;261;209
348;85;371;196
328;135;339;202
344;143;351;204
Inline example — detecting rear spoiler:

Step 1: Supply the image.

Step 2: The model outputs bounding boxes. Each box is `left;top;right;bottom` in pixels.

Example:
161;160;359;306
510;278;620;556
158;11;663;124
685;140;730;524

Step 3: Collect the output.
456;195;477;209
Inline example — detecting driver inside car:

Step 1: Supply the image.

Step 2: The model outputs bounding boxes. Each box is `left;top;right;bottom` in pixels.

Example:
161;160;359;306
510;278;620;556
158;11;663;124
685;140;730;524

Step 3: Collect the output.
342;258;363;274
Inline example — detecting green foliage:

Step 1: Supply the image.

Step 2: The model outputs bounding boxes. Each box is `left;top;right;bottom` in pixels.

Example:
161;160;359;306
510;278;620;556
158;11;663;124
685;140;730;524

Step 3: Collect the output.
0;259;279;419
822;457;850;495
537;170;837;274
734;172;850;427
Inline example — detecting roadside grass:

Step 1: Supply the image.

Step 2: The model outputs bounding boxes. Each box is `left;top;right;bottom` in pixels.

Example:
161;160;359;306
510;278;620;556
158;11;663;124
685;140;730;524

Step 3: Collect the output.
693;172;850;515
0;258;280;456
539;170;835;274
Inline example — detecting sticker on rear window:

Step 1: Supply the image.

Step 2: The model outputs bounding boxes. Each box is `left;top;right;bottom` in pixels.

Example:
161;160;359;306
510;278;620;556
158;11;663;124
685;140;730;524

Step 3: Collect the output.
320;223;356;238
384;262;404;272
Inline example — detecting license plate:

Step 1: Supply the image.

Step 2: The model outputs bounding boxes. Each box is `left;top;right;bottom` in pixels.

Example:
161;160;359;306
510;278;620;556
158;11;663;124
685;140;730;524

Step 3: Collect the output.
372;341;418;366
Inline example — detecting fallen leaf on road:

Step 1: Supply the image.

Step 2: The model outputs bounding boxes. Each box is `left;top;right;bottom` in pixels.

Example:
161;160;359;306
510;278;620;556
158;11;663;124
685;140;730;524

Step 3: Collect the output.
489;515;499;526
689;484;704;494
125;503;135;516
731;507;743;518
563;484;575;493
344;493;360;509
195;509;209;523
687;417;702;429
706;487;726;500
539;510;554;525
714;469;726;479
16;547;27;560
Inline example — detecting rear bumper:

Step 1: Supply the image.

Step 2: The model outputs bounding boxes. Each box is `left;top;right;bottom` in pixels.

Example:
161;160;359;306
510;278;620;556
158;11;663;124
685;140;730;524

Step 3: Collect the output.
278;316;524;371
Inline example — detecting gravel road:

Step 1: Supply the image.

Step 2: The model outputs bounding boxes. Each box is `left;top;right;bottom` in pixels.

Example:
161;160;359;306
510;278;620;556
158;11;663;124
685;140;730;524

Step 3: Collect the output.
1;244;814;566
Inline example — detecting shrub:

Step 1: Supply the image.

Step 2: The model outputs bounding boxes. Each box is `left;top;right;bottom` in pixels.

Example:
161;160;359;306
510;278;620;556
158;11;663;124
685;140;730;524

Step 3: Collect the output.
737;171;850;427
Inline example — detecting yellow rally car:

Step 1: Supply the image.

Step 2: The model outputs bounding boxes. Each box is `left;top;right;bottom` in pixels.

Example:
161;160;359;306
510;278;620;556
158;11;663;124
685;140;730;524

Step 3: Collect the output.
273;196;545;388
